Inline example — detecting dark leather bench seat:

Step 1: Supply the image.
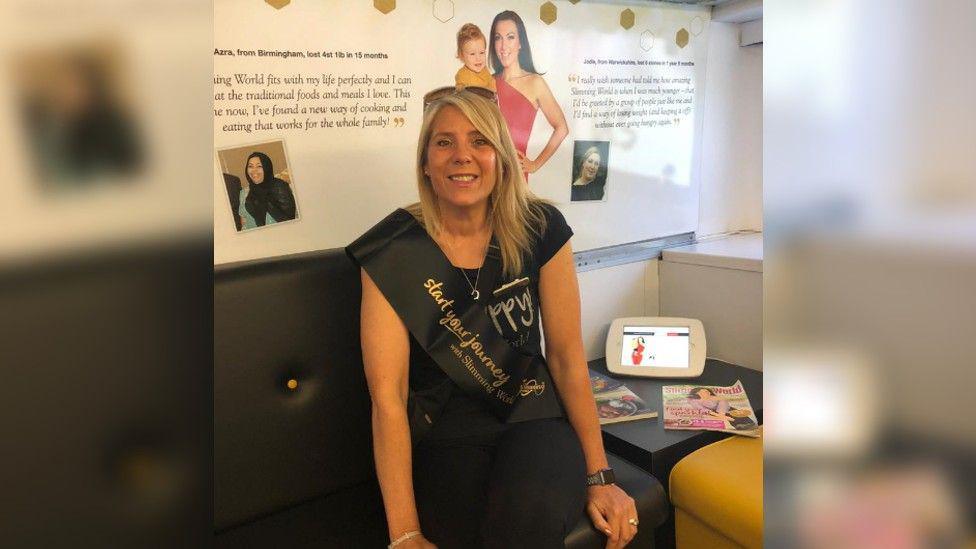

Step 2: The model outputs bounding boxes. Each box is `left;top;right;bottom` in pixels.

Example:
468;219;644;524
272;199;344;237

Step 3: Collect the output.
215;249;668;547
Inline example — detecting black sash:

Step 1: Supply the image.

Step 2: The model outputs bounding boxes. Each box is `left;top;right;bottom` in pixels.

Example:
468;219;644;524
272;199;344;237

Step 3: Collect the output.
347;209;564;423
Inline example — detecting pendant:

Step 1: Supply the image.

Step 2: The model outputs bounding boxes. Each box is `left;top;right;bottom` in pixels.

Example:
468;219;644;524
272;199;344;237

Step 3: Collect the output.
471;289;480;301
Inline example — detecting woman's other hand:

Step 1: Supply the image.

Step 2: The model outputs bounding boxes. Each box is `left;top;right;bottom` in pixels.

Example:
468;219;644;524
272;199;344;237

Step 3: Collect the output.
586;484;638;549
517;151;541;174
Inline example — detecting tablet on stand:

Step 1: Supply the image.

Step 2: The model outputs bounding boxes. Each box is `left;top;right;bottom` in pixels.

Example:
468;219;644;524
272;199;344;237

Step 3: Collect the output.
605;317;706;378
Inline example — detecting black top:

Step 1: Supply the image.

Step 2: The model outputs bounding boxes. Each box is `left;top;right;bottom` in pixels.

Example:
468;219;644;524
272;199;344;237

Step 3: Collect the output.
245;177;296;225
243;152;297;225
571;181;605;202
410;202;573;440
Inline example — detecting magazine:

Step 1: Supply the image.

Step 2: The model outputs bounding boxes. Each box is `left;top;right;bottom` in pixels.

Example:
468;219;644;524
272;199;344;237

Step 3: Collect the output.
589;370;657;425
662;380;759;437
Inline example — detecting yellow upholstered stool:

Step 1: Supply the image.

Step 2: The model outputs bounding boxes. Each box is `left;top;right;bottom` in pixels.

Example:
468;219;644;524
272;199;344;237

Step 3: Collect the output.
669;429;763;549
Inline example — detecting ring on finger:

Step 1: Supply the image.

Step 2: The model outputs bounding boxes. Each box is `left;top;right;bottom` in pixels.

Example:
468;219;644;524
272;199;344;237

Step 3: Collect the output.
628;518;639;526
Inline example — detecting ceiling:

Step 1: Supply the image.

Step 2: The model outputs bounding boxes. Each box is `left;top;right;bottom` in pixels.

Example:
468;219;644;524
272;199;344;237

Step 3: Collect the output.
652;0;735;5
652;0;763;23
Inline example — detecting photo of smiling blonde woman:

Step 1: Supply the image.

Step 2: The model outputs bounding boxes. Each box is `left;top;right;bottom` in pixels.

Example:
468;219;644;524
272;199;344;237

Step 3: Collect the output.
570;141;610;202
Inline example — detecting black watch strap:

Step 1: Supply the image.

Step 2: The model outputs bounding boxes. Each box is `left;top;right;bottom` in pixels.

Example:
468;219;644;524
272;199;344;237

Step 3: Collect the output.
585;468;616;486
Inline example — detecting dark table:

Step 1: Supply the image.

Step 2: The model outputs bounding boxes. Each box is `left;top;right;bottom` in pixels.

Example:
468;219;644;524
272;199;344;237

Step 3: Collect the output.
590;357;763;549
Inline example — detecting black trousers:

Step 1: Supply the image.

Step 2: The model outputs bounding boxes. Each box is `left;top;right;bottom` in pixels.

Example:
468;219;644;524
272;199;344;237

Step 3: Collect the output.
413;417;587;549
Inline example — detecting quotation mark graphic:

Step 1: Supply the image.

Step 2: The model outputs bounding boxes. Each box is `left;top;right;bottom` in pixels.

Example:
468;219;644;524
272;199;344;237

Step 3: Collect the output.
568;73;578;83
393;117;405;127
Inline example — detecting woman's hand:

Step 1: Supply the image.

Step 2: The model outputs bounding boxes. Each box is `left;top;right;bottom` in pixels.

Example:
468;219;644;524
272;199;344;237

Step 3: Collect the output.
517;151;542;174
586;484;638;549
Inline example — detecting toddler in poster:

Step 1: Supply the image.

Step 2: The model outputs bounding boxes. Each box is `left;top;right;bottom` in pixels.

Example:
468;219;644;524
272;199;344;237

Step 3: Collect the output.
454;23;496;92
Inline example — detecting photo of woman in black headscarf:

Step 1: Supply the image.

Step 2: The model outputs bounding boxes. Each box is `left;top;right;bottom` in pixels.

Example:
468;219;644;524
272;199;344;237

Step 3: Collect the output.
243;151;296;227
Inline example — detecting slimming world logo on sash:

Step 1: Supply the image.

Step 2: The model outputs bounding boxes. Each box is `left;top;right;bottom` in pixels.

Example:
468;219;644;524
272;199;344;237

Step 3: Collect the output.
519;379;546;396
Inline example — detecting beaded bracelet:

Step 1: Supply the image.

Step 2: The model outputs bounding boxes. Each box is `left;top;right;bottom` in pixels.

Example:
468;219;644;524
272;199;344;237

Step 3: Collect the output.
388;530;421;548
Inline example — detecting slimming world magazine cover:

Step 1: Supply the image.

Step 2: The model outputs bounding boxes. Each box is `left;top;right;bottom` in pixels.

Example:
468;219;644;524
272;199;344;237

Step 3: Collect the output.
662;381;759;437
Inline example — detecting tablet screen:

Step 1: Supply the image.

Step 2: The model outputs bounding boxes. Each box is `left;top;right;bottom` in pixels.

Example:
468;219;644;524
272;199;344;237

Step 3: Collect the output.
621;326;690;367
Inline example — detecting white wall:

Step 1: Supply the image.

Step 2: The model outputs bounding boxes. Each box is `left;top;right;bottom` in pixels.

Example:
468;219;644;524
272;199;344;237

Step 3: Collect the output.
696;21;763;236
658;233;763;370
576;19;763;360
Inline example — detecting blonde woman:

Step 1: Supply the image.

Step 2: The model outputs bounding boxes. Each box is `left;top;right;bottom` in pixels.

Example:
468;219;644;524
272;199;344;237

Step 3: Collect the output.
347;88;637;549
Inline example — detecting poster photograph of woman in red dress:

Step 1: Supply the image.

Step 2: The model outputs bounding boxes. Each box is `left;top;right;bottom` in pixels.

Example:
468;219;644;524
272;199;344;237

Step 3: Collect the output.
488;10;568;181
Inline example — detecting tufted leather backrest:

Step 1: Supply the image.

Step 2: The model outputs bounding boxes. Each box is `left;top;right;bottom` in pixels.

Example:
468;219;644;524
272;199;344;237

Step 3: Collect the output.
214;249;373;531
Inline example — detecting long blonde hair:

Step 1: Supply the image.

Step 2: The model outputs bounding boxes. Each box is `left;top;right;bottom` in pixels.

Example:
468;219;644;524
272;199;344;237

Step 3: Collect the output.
406;89;547;278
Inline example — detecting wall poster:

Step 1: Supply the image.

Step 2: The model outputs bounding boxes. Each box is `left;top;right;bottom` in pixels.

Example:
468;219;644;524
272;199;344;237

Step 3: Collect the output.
214;0;710;264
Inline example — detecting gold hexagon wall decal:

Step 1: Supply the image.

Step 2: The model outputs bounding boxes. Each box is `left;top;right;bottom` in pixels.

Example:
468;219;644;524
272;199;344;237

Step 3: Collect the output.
432;0;453;23
620;9;635;30
676;27;690;48
540;2;557;25
640;30;655;51
568;0;581;4
265;0;289;8
374;0;395;15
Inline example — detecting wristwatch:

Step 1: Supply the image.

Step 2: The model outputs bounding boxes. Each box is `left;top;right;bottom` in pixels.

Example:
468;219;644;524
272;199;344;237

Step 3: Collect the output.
585;468;616;486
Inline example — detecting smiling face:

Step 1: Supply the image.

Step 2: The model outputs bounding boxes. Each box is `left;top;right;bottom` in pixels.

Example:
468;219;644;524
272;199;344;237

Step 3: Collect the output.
492;19;521;69
459;37;487;74
246;156;265;184
582;152;601;182
424;105;497;212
